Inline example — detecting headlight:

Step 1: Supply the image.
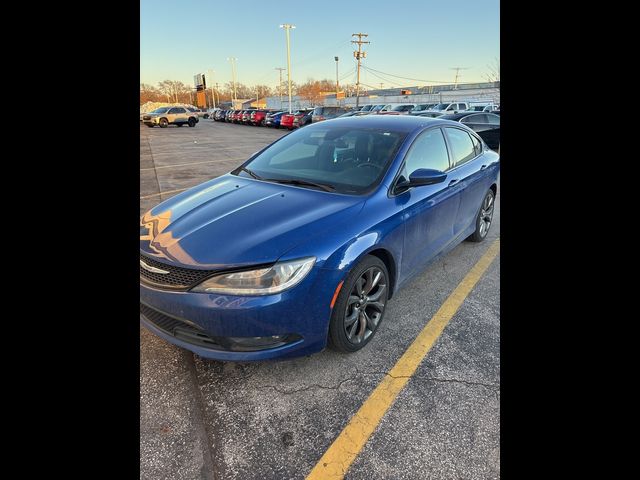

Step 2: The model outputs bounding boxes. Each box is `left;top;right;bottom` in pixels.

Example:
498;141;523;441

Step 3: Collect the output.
191;257;316;295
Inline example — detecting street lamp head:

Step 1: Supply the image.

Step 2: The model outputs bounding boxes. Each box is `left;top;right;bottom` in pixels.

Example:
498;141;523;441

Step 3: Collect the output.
279;24;296;29
335;56;339;61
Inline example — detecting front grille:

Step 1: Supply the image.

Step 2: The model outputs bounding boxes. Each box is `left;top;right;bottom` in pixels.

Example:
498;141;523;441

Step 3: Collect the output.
140;254;217;290
140;303;224;349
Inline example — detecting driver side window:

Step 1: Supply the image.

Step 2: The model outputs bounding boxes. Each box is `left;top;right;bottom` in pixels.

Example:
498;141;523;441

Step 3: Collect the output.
403;128;451;178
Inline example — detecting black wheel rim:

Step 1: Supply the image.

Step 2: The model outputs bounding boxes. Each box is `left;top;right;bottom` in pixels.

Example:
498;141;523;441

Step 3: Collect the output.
344;267;387;344
479;193;494;237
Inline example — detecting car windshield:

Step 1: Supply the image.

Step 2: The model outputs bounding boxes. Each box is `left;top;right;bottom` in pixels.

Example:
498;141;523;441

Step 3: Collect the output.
234;126;408;194
392;105;413;111
412;105;427;111
150;107;170;113
432;103;450;111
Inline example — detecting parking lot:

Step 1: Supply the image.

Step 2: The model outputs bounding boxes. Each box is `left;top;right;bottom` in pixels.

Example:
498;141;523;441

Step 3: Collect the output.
140;120;500;479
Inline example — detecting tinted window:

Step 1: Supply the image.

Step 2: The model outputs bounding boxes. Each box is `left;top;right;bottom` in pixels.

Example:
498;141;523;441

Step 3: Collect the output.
462;114;488;124
445;128;476;167
168;108;179;114
174;108;186;114
403;128;450;176
151;107;170;113
486;114;500;125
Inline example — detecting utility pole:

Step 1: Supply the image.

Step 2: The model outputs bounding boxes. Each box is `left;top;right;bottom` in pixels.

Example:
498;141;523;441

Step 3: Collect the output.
275;67;285;110
279;24;296;113
351;33;370;108
208;69;216;109
335;56;340;102
378;83;384;90
450;67;469;90
227;57;238;106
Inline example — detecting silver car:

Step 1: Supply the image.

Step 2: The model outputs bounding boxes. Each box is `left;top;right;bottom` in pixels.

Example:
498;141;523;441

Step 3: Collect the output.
142;106;198;128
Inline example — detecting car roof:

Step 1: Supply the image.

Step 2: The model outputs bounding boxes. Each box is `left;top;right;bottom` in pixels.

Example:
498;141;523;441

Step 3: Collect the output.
303;114;461;133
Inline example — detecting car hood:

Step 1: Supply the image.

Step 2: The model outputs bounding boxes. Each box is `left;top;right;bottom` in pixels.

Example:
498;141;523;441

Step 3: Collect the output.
140;175;365;268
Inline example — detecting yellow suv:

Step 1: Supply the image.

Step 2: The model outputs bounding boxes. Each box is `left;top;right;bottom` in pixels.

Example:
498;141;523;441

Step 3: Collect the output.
142;106;198;128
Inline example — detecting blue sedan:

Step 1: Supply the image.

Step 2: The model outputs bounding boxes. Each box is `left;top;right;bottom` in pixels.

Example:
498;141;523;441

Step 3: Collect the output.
140;116;499;361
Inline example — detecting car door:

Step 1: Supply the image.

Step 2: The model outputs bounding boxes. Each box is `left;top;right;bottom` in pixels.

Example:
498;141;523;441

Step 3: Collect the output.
166;107;180;123
394;127;462;279
443;127;493;236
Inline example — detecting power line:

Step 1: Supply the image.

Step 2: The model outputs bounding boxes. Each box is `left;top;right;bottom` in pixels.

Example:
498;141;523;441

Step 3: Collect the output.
363;65;478;85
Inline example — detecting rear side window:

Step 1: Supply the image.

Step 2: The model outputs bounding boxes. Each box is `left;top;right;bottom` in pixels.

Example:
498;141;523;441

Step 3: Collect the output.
445;128;477;167
403;128;451;176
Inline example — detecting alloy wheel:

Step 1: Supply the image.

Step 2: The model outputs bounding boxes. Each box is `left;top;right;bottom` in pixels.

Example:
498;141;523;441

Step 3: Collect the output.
479;192;495;238
344;267;387;344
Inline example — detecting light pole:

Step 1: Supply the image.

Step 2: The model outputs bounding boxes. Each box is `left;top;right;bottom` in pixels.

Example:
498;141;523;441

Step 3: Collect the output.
335;56;339;105
208;69;216;109
227;57;238;107
279;24;295;113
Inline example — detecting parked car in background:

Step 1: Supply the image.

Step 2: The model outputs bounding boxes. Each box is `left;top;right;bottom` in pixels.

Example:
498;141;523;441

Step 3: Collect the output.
265;111;284;128
241;110;254;124
411;111;445;118
465;104;498;112
311;106;352;123
368;104;388;114
250;110;271;126
439;112;500;150
358;105;375;112
410;103;439;114
214;110;227;121
280;109;312;130
233;110;244;123
426;102;469;114
142;106;199;128
184;107;202;122
139;116;499;361
293;110;313;128
378;104;416;115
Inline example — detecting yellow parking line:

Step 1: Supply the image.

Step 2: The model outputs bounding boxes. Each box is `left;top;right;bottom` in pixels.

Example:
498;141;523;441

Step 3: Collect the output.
306;238;500;480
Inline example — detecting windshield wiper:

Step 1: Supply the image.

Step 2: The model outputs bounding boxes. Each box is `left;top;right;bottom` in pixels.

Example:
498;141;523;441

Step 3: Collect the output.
265;178;336;192
238;166;263;180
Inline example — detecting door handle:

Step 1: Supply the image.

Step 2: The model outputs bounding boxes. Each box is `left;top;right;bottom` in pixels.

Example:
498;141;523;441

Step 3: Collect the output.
448;179;460;187
480;164;487;170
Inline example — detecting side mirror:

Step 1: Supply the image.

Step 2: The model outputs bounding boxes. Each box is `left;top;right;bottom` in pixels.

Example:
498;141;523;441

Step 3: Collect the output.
398;168;447;189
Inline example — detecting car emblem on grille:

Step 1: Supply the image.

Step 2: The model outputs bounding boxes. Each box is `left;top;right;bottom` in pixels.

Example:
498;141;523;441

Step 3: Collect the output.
140;259;170;274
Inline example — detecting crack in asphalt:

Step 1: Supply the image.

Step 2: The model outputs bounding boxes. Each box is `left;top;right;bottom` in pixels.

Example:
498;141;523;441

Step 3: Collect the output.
251;371;499;396
185;352;218;480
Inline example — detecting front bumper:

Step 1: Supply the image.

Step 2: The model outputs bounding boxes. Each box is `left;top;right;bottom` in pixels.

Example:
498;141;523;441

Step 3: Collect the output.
140;267;344;361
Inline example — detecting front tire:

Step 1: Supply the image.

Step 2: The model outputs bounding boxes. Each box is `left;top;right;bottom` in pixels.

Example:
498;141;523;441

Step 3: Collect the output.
468;189;495;242
328;255;389;353
158;118;168;128
188;117;196;127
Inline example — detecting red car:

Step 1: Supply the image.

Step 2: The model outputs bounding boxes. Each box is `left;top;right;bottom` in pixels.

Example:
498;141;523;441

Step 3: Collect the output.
280;110;311;130
280;113;295;130
250;110;270;126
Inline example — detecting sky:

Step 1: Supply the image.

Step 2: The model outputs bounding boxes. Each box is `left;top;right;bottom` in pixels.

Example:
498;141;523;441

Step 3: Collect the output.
140;0;499;91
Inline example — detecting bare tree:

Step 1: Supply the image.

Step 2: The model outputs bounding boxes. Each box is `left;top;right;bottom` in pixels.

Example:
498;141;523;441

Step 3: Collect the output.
485;57;500;84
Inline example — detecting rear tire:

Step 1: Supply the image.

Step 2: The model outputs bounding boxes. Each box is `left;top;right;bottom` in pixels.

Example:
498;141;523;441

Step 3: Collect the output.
328;255;390;353
468;189;495;242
